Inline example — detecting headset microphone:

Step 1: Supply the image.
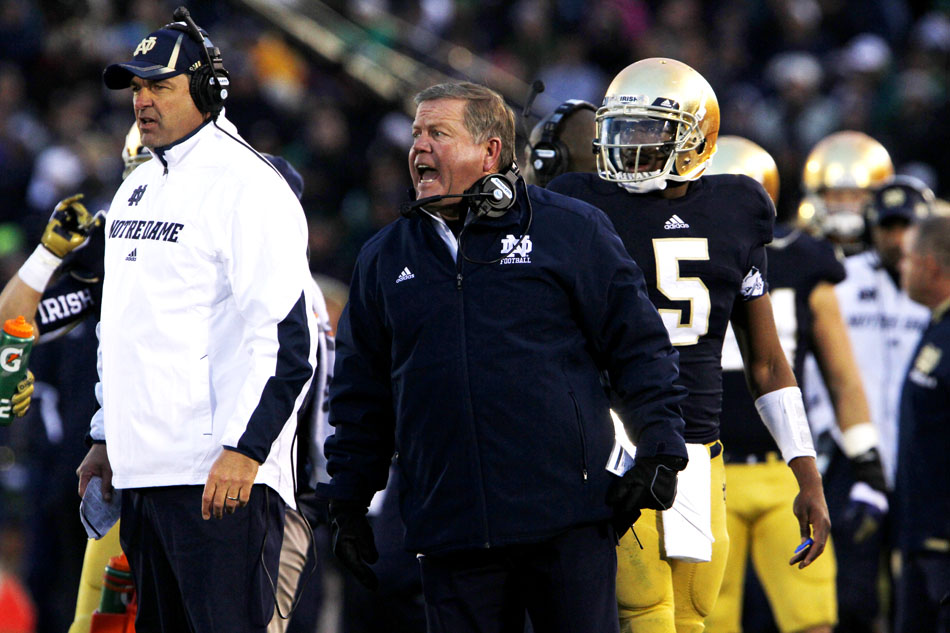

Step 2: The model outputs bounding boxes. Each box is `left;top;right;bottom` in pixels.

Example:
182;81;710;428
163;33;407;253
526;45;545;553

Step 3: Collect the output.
399;191;497;218
523;80;545;120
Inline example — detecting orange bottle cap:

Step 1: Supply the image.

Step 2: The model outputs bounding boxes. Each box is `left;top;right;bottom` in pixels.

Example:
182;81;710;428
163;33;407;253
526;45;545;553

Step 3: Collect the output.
108;554;131;573
3;316;33;339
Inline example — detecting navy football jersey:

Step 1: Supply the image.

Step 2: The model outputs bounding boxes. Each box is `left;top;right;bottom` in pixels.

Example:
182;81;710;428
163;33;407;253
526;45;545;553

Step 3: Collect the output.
37;222;104;339
549;172;774;443
719;226;846;456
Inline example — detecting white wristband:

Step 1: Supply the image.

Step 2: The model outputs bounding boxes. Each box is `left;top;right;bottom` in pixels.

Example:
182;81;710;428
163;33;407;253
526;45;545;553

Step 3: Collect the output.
17;244;62;292
840;422;879;458
754;386;816;463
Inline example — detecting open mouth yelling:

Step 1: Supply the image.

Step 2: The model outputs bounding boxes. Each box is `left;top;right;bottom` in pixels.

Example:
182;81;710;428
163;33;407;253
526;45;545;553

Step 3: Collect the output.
415;164;440;190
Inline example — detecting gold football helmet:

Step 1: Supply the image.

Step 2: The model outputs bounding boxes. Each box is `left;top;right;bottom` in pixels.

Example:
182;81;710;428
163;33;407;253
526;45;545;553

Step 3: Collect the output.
798;131;893;241
595;57;719;192
705;135;780;205
122;123;151;179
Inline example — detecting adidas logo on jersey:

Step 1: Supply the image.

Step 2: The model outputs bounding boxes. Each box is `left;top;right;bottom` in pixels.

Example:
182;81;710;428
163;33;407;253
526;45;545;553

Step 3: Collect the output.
125;248;137;261
664;215;689;230
396;267;415;283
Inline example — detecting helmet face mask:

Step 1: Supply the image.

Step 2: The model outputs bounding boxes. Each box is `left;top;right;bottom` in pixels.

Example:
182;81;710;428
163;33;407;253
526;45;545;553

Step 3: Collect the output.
819;187;874;240
600;115;682;183
595;58;719;192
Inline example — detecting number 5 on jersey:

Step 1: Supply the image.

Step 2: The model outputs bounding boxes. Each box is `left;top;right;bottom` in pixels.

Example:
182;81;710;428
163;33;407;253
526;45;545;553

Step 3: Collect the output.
652;238;711;346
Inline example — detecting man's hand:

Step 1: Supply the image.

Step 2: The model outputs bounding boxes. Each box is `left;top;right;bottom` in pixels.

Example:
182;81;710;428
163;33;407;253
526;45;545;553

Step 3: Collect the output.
607;454;688;535
77;443;113;502
845;447;889;543
41;194;102;258
788;456;831;568
201;449;260;520
328;500;379;591
11;371;34;417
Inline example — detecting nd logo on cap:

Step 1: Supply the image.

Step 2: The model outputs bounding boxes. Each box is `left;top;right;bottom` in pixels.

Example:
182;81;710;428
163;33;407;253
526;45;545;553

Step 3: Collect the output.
133;36;158;57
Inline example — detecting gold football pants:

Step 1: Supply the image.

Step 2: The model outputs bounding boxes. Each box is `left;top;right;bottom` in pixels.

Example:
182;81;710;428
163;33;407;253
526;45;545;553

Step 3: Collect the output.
705;458;836;633
617;441;728;633
68;522;122;633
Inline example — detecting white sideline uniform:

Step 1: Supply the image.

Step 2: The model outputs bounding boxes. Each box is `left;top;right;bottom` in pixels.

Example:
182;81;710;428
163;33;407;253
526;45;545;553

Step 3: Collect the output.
89;115;318;507
803;249;928;486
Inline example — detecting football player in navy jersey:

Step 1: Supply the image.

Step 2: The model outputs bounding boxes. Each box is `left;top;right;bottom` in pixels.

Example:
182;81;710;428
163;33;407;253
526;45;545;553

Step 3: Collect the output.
705;137;888;633
548;59;830;633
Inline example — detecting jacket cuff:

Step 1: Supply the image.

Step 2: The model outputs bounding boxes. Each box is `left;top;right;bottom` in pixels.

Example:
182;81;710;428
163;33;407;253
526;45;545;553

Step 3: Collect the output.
84;431;106;449
223;445;263;464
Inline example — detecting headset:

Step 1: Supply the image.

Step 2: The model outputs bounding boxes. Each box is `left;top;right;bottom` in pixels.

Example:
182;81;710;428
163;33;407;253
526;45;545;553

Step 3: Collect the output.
401;162;520;219
167;6;230;115
529;99;596;186
401;162;534;266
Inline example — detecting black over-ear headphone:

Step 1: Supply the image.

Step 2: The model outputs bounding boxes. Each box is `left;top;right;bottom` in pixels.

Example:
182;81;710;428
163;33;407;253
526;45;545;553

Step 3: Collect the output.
166;6;230;115
529;100;595;185
464;163;520;219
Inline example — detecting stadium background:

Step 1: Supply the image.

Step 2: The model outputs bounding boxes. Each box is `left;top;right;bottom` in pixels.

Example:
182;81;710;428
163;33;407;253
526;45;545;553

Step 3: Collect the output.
0;0;947;631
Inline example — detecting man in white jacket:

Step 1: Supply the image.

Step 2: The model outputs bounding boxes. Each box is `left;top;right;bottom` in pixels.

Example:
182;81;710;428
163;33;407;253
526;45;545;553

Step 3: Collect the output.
75;12;317;633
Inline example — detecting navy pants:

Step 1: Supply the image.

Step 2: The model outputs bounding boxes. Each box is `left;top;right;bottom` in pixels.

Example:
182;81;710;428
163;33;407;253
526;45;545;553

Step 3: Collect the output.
418;522;619;633
894;551;950;633
119;484;285;633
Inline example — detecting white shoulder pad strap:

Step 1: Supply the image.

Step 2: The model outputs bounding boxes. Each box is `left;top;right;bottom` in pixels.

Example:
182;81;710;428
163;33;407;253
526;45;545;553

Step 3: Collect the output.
754;386;816;463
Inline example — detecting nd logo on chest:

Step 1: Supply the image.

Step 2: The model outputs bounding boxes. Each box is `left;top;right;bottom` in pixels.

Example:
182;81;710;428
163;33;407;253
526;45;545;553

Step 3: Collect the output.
500;234;532;264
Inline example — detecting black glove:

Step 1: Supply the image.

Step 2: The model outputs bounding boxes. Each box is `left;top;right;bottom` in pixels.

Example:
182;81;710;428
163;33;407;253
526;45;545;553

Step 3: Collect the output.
607;455;688;537
328;500;379;591
845;447;889;543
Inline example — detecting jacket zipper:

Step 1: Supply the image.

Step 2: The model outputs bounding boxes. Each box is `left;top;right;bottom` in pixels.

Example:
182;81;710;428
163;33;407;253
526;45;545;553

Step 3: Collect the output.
569;391;589;481
454;249;491;546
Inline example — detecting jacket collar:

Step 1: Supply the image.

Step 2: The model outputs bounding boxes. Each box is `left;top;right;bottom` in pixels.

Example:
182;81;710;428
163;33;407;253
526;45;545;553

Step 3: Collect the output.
148;113;238;172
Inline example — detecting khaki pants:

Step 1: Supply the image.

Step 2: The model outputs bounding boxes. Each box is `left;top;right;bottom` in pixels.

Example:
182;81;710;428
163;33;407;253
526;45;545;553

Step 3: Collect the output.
268;508;313;633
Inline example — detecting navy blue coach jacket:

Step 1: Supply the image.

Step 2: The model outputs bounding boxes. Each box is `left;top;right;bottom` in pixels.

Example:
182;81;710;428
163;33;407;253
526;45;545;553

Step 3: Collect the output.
320;184;687;555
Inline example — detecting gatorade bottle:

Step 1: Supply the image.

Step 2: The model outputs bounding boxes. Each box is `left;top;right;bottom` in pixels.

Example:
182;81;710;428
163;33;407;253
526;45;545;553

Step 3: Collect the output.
0;316;34;425
98;554;134;614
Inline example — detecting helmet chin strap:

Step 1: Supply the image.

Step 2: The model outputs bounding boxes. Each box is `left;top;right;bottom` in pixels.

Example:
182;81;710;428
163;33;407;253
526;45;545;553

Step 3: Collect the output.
619;177;669;194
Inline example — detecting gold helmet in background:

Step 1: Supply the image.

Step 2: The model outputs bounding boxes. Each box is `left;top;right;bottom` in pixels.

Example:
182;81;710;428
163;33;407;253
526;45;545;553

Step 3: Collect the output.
797;130;893;241
705;135;780;205
595;57;719;193
122;123;151;179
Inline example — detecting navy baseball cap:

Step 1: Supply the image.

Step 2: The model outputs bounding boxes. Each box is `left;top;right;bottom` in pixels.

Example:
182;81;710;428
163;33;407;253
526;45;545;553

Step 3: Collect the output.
103;24;206;89
866;175;934;226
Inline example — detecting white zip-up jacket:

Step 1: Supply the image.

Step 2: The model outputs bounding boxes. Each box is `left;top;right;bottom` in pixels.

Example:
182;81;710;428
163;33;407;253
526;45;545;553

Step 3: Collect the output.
91;116;317;507
803;249;929;486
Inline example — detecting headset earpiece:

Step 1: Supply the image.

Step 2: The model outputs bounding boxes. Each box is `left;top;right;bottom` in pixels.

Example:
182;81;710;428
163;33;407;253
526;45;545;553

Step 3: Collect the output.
188;52;229;114
466;163;521;218
167;8;229;115
530;100;595;186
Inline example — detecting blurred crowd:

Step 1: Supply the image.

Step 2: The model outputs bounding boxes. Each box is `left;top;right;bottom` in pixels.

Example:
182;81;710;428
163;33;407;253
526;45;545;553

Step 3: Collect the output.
0;0;948;631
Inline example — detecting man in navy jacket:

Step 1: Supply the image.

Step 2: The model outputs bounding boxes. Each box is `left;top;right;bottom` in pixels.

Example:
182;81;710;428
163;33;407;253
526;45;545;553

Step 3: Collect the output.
319;82;688;633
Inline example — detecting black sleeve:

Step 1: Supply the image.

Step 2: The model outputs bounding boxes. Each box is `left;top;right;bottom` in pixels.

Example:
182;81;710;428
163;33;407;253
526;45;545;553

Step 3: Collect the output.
318;250;396;505
811;236;846;285
36;273;101;340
